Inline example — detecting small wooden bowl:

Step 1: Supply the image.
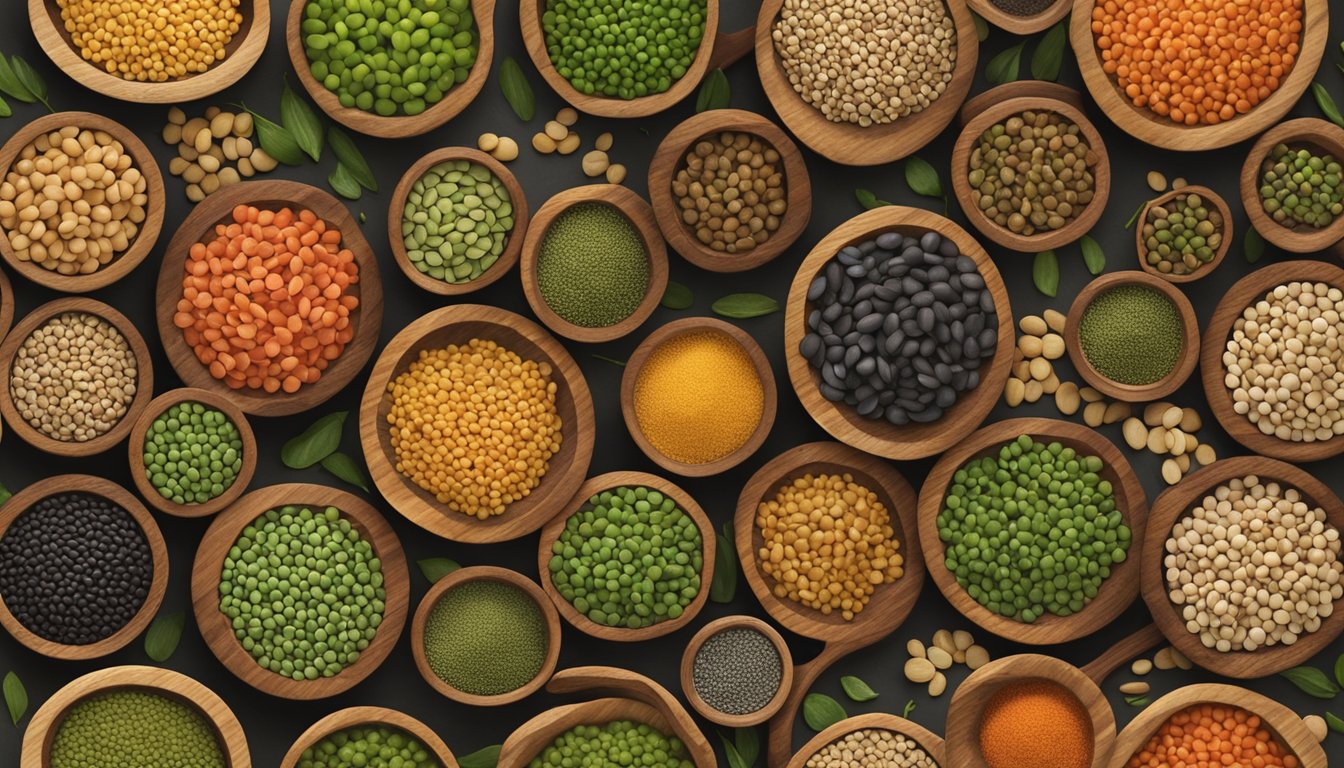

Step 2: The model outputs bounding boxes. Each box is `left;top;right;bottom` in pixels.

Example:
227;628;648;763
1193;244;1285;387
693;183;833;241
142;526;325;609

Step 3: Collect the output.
917;417;1147;645
0;265;15;348
1135;185;1233;283
785;206;1014;460
538;471;715;642
787;713;946;768
755;0;979;166
281;707;460;768
29;0;267;103
0;297;154;457
20;666;251;768
1238;118;1344;254
190;483;410;700
411;566;561;706
358;304;594;543
0;475;168;660
965;0;1069;35
1064;270;1200;401
155;180;383;417
619;317;776;476
287;0;494;138
126;388;257;519
1141;456;1344;678
647;109;812;273
1199;259;1344;462
520;185;668;343
1070;0;1328;151
679;615;793;727
388;147;530;296
0;112;165;292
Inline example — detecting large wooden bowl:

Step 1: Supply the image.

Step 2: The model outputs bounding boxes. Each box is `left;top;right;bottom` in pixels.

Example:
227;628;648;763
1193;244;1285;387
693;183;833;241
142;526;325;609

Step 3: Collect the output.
281;707;460;768
1238;118;1344;254
358;304;594;543
785;206;1014;460
966;0;1069;34
786;713;946;768
1135;185;1233;283
190;484;410;700
155;180;383;417
679;615;793;728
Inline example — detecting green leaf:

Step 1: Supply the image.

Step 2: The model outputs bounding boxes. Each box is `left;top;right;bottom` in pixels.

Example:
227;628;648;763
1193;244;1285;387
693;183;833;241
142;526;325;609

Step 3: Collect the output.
1031;21;1068;81
248;109;305;166
0;96;11;119
0;481;10;506
904;156;943;199
144;612;186;662
1335;653;1344;689
327;126;377;191
855;188;892;210
10;57;50;111
457;745;501;768
902;699;916;718
1033;250;1059;297
1327;712;1344;734
591;354;627;367
1280;666;1339;699
1124;695;1150;707
710;522;736;604
735;728;759;767
712;293;779;319
321;452;369;492
0;56;35;103
696;68;731;112
1245;225;1265;263
281;81;324;162
972;11;989;41
721;736;747;768
328;163;363;201
4;672;25;726
1080;235;1105;275
280;411;347;469
1313;83;1344;129
417;558;461;584
1124;200;1146;229
840;675;878;702
985;42;1025;85
661;280;693;310
499;57;536;122
803;693;846;731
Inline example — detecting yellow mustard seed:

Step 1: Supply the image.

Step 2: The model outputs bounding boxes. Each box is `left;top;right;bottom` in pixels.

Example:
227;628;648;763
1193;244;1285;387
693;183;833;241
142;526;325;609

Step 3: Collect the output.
57;0;244;83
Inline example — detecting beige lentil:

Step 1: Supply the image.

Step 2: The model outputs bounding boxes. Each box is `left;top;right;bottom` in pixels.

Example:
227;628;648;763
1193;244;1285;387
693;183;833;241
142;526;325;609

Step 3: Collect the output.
965;644;990;669
1303;714;1327;741
673;131;786;254
605;164;627;185
1119;681;1150;695
477;133;500;152
1131;659;1153;675
10;311;137;442
581;150;610;177
491;137;520;163
160;107;257;201
805;729;937;768
904;657;936;683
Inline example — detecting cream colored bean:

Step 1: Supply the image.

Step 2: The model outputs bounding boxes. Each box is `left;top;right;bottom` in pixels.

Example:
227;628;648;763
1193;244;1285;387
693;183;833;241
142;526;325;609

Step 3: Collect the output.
582;150;610;177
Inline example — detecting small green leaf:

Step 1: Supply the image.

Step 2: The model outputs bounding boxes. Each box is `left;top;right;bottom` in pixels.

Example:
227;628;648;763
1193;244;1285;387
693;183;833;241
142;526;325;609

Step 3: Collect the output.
1245;225;1265;263
328;162;363;201
1327;712;1344;734
972;11;989;41
0;481;10;506
1280;666;1339;699
247;109;305;166
457;744;501;768
1313;83;1344;129
712;293;779;319
1124;695;1150;707
321;452;369;492
417;558;461;584
280;80;324;162
840;675;878;702
803;693;846;731
4;672;25;726
721;736;747;768
1080;234;1105;275
855;188;892;210
1033;250;1059;297
0;57;36;103
904;156;943;200
1335;653;1344;689
591;354;627;367
0;96;11;119
280;411;347;469
499;57;536;122
985;42;1025;85
710;522;736;604
327;126;377;191
1030;21;1068;81
696;68;731;112
902;699;916;718
1124;199;1146;229
144;612;186;662
661;280;693;310
735;728;759;767
10;57;50;111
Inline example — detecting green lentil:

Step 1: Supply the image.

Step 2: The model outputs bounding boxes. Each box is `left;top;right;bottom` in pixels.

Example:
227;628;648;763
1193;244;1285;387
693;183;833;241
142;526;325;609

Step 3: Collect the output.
50;690;225;768
528;721;694;768
298;725;441;768
1078;284;1183;386
542;0;707;100
218;505;386;681
301;0;479;117
548;486;703;629
402;160;515;284
1258;143;1344;229
536;202;649;328
142;402;244;505
937;435;1131;623
423;579;548;696
1141;192;1224;276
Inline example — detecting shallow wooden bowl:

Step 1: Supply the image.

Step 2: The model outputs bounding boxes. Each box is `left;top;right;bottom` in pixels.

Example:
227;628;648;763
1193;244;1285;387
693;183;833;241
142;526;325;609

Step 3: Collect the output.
411;565;561;705
1238;118;1344;254
1070;0;1328;151
358;304;594;543
784;206;1014;460
29;0;267;103
281;707;460;768
966;0;1069;34
0;297;154;457
0;265;15;350
918;417;1148;645
786;713;946;768
155;180;383;417
388;147;530;296
679;615;793;727
190;483;410;700
620;316;776;476
20;666;251;768
0;475;167;660
1064;270;1200;401
0;112;165;292
647;109;811;273
1135;185;1233;283
127;388;257;519
1199;259;1344;462
755;0;979;166
520;185;668;343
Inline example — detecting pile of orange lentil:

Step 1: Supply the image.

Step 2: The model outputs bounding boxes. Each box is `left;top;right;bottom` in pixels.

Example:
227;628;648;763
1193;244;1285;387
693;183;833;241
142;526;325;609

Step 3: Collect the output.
172;204;360;395
1125;703;1299;767
978;680;1092;768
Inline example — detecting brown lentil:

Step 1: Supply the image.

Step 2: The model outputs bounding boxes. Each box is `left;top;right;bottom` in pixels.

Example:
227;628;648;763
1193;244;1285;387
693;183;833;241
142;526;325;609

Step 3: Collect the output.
673;131;786;254
967;110;1097;236
10;311;137;442
805;729;937;768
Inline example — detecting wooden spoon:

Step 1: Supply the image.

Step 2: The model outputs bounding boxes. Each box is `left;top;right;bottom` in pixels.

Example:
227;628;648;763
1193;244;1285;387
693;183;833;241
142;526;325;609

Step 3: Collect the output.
1238;118;1344;254
786;713;945;768
281;706;460;768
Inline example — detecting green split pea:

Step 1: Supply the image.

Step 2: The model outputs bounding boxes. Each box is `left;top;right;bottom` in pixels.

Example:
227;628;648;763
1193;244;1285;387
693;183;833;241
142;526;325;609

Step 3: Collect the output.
542;0;708;100
51;690;225;768
142;401;243;505
299;725;442;768
529;721;694;768
423;579;548;696
402;160;515;284
537;202;649;328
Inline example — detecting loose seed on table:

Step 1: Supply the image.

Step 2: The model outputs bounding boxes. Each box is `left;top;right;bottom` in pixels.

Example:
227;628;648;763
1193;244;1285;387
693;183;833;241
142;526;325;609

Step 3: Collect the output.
1131;659;1153;675
1119;681;1150;695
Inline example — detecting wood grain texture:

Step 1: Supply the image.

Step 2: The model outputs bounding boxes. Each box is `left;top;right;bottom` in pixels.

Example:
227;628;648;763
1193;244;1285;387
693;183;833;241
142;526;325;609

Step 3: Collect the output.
958;80;1086;127
965;0;1069;35
0;112;165;292
126;387;258;519
1135;185;1233;283
679;615;794;727
190;483;410;700
410;566;560;706
154;180;384;417
785;712;946;768
29;0;268;103
619;316;777;476
646;109;812;273
358;304;594;543
280;706;460;768
519;184;668;343
784;206;1015;460
1199;259;1344;461
387;147;531;296
20;665;252;768
1080;623;1166;685
1238;118;1344;253
755;0;979;165
0;297;154;457
0;265;12;349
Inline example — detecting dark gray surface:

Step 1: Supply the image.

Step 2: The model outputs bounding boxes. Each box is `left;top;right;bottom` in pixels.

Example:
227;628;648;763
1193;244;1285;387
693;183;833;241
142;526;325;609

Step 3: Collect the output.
1;1;1343;765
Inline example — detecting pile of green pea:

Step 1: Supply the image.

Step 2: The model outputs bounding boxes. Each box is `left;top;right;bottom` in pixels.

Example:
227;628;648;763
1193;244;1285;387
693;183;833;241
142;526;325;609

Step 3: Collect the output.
142;402;244;505
542;0;707;99
402;159;515;284
527;721;694;768
298;725;441;768
1140;191;1224;276
1258;143;1344;229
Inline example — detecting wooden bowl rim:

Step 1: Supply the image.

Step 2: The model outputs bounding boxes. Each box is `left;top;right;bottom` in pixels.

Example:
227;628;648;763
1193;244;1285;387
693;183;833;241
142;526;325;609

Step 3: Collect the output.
964;0;1070;35
1237;118;1344;253
497;698;677;768
679;615;794;727
0;265;12;346
1135;185;1233;283
786;712;947;768
280;706;460;768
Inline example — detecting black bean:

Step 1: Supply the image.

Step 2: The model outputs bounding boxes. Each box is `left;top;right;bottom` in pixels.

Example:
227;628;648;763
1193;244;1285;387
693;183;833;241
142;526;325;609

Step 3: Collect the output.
807;275;827;301
801;334;822;358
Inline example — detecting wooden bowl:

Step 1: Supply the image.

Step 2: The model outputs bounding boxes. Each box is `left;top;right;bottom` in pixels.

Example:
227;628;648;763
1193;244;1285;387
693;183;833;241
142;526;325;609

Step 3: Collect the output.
0;265;15;350
287;0;494;138
786;713;946;768
1135;185;1233;283
20;666;251;768
155;180;383;417
1070;0;1328;151
784;206;1014;460
1140;456;1344;678
1064;270;1200;401
1199;259;1344;462
0;112;165;292
411;566;561;705
965;0;1069;35
190;483;410;700
647;109;811;273
1238;118;1344;253
281;707;459;768
0;475;167;660
917;417;1148;645
358;304;594;543
755;0;979;166
388;147;530;296
679;615;793;727
0;297;154;457
126;387;257;519
619;316;776;476
538;471;715;642
29;0;267;103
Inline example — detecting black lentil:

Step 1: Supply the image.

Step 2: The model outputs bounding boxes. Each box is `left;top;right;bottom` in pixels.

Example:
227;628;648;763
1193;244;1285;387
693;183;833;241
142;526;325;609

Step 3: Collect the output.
990;0;1057;16
692;627;783;715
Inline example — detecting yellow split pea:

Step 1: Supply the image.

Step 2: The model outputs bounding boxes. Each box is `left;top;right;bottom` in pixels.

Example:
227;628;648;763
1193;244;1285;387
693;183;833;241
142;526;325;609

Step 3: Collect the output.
57;0;244;83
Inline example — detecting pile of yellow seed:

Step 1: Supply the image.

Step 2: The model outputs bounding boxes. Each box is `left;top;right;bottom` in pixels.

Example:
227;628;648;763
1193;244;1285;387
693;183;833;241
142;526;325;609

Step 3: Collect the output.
57;0;244;83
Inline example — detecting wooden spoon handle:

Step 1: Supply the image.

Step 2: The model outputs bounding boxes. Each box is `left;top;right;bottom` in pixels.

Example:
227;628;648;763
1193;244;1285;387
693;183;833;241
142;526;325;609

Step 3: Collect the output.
767;641;862;767
708;27;755;70
1081;623;1166;685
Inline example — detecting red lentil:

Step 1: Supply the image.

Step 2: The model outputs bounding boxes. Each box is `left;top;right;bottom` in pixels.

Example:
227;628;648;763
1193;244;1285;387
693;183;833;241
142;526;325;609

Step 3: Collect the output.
1126;703;1300;768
